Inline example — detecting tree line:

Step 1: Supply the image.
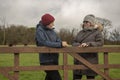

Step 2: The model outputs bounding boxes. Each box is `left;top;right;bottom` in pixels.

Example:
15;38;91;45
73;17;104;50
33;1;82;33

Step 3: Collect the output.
0;25;35;46
0;25;120;46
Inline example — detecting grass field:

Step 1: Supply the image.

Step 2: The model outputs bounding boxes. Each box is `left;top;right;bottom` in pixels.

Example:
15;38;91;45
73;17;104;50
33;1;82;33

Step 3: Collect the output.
0;45;120;80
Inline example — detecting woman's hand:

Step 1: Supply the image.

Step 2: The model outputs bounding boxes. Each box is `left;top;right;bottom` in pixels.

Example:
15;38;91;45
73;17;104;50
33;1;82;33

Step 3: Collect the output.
62;41;69;47
79;43;89;47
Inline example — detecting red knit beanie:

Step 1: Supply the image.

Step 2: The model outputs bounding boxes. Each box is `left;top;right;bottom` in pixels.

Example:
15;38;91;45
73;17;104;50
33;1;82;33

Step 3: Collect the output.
41;14;55;26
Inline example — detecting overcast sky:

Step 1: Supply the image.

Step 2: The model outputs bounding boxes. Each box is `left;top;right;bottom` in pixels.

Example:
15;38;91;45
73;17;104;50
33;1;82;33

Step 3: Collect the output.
0;0;120;30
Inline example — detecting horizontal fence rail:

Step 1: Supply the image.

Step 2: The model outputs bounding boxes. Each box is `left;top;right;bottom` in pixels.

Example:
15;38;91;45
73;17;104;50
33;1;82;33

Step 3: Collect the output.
0;46;120;80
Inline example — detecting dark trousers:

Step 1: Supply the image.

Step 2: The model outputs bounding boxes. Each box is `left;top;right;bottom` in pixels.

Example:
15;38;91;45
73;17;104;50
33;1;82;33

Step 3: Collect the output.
45;70;61;80
41;62;61;80
73;74;95;80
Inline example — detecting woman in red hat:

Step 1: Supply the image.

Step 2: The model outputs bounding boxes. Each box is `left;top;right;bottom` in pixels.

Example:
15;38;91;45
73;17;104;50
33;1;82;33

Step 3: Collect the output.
35;13;69;80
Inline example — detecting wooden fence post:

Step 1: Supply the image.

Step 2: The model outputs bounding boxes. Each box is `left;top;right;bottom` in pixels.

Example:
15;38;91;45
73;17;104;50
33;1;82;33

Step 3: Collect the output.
14;53;20;80
104;52;109;80
63;53;68;80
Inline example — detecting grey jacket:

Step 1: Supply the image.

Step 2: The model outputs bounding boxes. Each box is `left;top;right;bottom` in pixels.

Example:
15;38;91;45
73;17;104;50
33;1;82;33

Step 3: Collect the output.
35;23;62;64
73;29;104;47
73;28;104;76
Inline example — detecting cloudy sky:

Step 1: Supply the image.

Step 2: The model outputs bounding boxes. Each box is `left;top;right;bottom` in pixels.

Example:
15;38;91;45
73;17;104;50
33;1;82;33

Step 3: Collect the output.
0;0;120;30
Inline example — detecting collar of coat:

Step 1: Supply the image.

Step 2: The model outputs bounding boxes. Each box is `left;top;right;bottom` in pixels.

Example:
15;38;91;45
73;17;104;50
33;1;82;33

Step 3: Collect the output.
37;22;55;31
83;28;97;32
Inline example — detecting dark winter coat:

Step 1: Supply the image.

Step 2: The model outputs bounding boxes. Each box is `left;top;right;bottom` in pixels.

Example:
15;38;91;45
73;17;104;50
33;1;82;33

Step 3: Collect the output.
72;28;104;76
35;23;62;64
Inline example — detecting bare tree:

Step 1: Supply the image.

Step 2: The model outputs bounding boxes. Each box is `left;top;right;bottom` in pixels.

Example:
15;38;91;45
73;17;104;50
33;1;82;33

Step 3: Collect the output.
109;27;120;45
0;17;7;45
58;28;77;44
5;25;36;45
96;17;112;28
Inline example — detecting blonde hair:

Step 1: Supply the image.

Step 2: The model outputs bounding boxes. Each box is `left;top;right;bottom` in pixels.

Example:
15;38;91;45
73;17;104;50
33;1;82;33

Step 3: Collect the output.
94;23;103;31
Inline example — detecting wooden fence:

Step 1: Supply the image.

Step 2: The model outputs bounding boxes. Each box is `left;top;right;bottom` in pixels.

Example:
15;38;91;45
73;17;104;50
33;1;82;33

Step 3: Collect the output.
0;47;120;80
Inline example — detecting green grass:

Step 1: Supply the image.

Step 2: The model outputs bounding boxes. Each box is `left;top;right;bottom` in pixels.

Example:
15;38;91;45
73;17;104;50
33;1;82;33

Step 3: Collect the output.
0;45;120;80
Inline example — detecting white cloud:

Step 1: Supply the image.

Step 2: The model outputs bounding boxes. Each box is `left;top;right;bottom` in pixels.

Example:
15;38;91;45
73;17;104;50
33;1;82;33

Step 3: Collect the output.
0;0;120;29
55;0;103;29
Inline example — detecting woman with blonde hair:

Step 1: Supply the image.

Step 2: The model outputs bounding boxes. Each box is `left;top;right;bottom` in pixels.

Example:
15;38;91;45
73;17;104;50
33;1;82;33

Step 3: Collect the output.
72;14;104;80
